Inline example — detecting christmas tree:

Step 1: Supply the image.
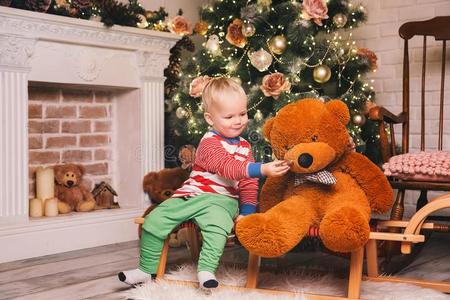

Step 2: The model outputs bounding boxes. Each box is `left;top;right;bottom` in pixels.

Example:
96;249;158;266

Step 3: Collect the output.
165;0;379;167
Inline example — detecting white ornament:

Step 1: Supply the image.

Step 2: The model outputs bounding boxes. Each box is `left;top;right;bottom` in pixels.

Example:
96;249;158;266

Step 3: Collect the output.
205;35;222;56
249;48;272;72
176;107;188;119
254;110;263;121
136;14;149;29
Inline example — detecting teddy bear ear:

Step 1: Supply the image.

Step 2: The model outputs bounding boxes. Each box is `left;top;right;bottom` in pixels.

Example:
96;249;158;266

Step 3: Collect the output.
263;117;275;140
325;100;350;125
75;164;85;176
142;172;157;193
53;165;63;184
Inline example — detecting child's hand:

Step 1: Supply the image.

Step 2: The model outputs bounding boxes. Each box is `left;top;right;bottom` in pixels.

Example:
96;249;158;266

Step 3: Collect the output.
261;160;291;177
235;215;245;223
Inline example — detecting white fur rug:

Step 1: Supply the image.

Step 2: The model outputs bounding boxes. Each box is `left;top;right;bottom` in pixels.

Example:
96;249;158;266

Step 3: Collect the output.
125;264;449;300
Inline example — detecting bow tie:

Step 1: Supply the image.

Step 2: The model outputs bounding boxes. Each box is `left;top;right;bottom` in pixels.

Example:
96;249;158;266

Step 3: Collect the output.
294;170;337;186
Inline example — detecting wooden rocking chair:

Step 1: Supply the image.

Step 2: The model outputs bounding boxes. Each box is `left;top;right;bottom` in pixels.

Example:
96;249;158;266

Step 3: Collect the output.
368;16;450;270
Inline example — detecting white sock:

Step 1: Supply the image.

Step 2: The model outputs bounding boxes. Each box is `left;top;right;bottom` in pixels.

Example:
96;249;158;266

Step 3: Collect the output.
118;268;152;285
197;271;218;288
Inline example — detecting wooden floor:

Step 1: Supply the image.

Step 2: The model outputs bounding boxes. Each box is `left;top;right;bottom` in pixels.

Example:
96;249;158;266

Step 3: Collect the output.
0;233;449;300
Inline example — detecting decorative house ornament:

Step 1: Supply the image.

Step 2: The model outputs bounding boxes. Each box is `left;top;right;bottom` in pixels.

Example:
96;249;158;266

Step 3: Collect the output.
91;181;119;209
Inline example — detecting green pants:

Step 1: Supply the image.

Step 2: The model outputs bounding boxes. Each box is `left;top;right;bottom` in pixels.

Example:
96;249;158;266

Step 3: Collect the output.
139;193;239;274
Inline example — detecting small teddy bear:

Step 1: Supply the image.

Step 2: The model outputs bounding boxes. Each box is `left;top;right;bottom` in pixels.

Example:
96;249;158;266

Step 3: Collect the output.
138;167;190;240
54;164;96;214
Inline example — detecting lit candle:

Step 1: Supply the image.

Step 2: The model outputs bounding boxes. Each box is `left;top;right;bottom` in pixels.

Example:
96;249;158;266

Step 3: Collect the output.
29;198;44;217
36;167;55;200
44;197;59;217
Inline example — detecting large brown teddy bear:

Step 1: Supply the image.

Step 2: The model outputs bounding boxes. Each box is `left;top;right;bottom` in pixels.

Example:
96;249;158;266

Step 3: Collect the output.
54;164;96;213
236;99;393;257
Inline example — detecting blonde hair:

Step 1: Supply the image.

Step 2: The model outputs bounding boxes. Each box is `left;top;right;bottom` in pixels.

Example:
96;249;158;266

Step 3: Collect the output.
201;77;247;112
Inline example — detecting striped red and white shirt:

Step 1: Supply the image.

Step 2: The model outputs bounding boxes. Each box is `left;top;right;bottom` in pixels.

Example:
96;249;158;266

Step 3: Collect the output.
172;131;262;215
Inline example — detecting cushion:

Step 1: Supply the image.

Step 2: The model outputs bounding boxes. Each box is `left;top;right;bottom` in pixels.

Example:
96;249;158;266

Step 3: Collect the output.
382;151;450;182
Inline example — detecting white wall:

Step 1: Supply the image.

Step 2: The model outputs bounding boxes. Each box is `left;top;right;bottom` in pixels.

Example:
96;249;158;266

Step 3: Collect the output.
140;0;208;24
353;0;450;216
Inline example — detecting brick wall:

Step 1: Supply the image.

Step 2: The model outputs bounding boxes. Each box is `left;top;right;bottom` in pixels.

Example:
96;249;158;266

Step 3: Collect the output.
28;86;114;198
352;0;450;215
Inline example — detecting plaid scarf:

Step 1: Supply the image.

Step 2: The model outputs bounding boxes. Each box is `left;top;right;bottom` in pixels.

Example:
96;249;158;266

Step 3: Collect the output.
294;170;337;186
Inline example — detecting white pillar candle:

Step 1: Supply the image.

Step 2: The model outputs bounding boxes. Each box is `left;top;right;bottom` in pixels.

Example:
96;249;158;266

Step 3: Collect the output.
44;198;59;217
29;198;44;218
36;167;55;200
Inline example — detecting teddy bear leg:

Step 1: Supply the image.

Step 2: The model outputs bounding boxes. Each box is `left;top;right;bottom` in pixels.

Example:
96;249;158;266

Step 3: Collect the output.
236;196;315;257
58;200;72;214
319;205;370;253
76;200;96;212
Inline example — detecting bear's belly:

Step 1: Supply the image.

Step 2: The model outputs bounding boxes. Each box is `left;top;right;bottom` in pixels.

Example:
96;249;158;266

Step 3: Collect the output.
288;171;371;223
61;188;84;209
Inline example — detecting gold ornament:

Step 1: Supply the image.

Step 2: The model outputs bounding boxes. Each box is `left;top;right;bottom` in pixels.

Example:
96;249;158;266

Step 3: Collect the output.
136;14;149;29
254;110;263;122
249;48;272;72
164;100;173;112
241;22;256;37
333;13;347;28
176;107;188;119
313;65;331;83
145;10;155;19
268;35;287;55
231;77;242;85
195;21;208;36
205;35;222;56
352;114;366;126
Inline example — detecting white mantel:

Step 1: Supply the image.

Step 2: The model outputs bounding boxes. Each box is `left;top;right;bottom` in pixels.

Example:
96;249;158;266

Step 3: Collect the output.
0;6;179;263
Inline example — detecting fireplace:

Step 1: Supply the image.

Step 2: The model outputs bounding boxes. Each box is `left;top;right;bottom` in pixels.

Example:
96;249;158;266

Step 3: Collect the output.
0;6;179;263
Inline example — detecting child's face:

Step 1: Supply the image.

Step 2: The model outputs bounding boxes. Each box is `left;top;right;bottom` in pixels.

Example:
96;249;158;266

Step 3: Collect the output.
204;92;248;138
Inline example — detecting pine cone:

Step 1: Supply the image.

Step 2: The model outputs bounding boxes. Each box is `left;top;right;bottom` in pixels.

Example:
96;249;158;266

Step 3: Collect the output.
99;0;139;27
24;0;52;12
0;0;12;7
71;0;92;9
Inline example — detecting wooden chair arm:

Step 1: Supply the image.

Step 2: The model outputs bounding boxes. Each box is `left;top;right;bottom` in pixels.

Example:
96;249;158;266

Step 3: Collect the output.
368;106;408;124
135;217;144;224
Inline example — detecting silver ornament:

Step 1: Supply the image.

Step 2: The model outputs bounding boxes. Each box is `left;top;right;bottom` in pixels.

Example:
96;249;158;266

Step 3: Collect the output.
333;13;347;28
249;48;272;72
352;114;366;126
241;22;256;37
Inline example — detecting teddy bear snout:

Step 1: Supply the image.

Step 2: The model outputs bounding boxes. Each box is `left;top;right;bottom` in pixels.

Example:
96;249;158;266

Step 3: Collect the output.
66;180;74;187
298;153;313;168
285;142;336;173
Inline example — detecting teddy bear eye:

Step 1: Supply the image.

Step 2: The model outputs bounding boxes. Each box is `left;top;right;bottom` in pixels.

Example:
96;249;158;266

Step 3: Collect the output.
311;135;319;142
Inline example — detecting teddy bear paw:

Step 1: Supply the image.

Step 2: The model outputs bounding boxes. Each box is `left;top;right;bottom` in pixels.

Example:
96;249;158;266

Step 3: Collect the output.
76;200;96;212
236;213;297;257
319;206;370;253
